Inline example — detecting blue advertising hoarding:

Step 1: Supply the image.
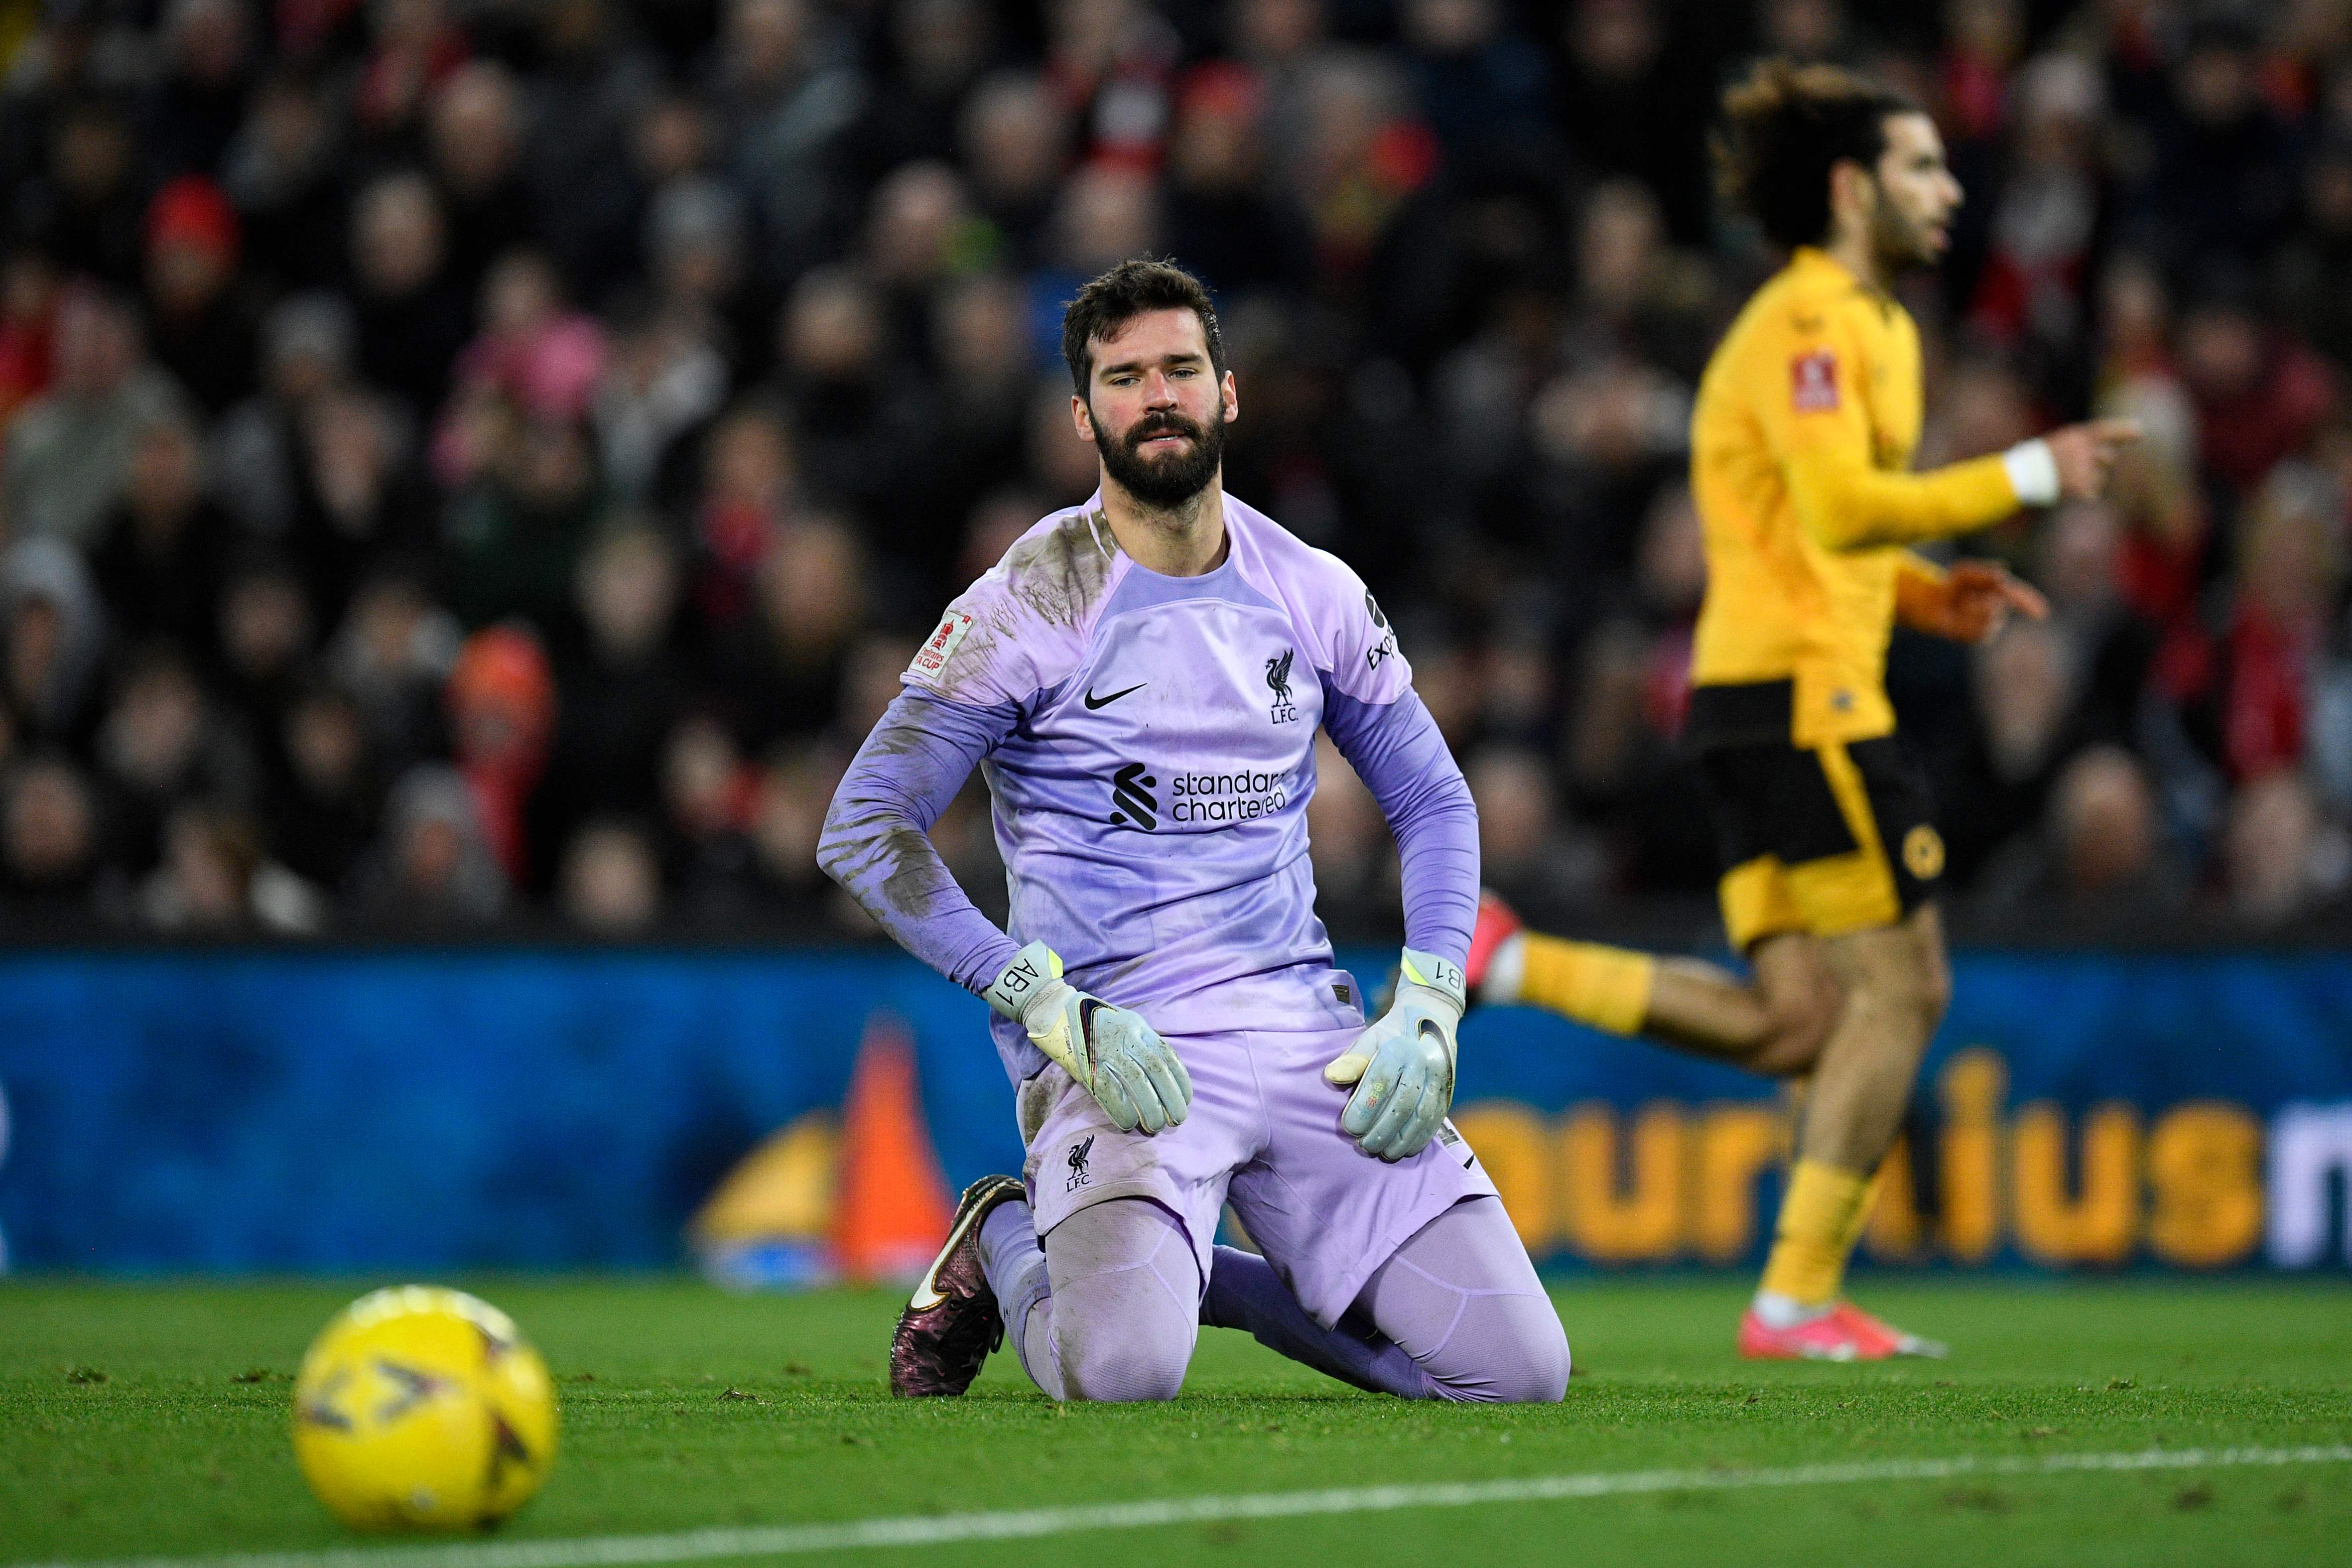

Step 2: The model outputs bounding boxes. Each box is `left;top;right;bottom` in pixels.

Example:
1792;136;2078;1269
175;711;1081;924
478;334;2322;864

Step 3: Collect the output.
0;947;2345;1274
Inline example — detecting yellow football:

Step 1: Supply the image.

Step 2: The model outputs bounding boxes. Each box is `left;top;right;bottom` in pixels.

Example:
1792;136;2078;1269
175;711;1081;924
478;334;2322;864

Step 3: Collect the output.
291;1286;558;1531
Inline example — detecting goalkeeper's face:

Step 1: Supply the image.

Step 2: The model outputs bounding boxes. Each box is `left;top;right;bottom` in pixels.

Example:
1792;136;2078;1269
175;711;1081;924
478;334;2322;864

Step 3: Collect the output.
1867;111;1963;273
1074;308;1239;510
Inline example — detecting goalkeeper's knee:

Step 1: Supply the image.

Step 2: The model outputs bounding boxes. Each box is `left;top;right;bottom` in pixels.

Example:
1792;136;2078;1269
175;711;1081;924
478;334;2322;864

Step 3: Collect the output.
1055;1315;1193;1402
1421;1293;1570;1404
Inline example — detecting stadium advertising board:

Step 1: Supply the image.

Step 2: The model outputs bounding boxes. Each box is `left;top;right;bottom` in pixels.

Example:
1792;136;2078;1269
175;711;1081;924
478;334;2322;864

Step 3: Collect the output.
0;949;2344;1274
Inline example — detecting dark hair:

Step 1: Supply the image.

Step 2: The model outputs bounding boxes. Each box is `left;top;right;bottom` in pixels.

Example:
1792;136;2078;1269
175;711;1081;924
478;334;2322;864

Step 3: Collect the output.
1714;60;1921;250
1060;258;1226;397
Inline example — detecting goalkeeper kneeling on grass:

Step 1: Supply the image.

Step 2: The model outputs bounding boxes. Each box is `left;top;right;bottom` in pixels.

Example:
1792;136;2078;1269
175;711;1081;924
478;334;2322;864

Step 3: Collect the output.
818;259;1567;1403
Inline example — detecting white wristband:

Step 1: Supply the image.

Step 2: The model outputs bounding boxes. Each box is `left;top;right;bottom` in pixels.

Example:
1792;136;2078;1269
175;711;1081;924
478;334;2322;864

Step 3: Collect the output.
1398;946;1468;1016
985;940;1062;1021
2001;438;2060;507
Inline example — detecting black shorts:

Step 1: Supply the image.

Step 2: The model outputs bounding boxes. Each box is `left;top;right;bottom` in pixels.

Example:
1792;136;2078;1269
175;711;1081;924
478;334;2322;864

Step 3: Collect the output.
1686;683;1943;950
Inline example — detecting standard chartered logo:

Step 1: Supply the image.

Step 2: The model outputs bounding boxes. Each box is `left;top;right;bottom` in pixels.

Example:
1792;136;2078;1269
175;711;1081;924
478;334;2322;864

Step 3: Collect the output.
1106;762;1158;829
1106;762;1291;830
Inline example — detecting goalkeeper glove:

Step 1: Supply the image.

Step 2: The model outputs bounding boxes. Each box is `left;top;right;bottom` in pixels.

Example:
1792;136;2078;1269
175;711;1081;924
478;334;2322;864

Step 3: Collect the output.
985;940;1193;1135
1324;947;1465;1161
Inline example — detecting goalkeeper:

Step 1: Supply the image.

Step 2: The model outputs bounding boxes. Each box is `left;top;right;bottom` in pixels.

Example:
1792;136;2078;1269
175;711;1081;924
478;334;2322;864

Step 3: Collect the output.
819;259;1567;1404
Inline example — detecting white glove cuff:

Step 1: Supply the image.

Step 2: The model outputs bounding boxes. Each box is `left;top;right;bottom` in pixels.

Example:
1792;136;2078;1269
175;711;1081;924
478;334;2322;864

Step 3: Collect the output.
1398;946;1468;1018
985;940;1062;1022
2002;438;2059;507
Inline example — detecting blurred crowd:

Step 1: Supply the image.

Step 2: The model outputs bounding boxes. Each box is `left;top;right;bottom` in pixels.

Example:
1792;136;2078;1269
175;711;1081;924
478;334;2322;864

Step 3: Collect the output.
0;0;2345;940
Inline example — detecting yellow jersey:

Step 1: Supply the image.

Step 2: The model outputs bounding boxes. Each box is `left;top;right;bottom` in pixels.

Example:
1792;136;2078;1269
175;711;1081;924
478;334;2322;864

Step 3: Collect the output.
1687;247;2023;747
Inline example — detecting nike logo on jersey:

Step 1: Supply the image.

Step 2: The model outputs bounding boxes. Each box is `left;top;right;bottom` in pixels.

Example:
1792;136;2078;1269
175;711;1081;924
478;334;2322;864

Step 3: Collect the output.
1084;682;1146;709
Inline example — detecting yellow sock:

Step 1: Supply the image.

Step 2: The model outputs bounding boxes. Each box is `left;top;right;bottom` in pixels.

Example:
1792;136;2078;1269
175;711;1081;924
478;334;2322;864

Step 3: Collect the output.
1758;1158;1873;1307
1516;934;1655;1035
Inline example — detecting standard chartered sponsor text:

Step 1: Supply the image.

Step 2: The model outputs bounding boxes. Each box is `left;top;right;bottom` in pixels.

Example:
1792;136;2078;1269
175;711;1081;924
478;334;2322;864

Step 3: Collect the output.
1169;768;1289;824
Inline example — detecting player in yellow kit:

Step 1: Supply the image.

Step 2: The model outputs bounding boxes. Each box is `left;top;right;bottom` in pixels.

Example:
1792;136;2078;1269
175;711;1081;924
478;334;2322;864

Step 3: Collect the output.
1469;62;2138;1359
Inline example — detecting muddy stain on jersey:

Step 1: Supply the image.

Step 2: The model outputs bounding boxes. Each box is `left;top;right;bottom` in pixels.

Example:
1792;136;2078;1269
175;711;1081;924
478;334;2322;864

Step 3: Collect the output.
1006;511;1116;628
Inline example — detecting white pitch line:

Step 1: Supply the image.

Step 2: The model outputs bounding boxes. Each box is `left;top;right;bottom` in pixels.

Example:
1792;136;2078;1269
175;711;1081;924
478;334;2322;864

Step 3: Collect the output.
17;1445;2350;1568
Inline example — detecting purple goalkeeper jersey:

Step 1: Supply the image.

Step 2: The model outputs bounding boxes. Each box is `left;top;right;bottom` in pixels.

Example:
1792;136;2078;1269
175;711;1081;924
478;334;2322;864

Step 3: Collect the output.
821;493;1478;1083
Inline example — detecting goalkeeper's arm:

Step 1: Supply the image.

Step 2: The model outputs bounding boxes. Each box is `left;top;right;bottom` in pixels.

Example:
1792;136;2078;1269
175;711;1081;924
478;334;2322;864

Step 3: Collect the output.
817;688;1022;993
1320;687;1478;968
819;690;1192;1133
1318;686;1478;1159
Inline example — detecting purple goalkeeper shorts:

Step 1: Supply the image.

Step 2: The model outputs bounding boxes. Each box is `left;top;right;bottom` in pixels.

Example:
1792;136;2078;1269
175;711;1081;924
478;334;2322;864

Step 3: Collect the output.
1016;1018;1499;1330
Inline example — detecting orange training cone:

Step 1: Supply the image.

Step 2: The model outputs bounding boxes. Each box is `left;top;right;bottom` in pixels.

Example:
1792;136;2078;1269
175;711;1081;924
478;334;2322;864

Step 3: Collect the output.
829;1015;956;1282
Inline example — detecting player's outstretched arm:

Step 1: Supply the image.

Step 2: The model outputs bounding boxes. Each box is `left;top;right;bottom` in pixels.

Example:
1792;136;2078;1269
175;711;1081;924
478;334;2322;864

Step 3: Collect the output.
984;941;1192;1135
1784;418;2143;552
817;689;1023;993
1320;687;1479;1159
1767;311;2139;551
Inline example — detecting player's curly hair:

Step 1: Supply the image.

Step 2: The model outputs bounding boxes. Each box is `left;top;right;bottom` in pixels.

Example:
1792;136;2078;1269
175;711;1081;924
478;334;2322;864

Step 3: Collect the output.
1061;258;1227;398
1714;60;1921;251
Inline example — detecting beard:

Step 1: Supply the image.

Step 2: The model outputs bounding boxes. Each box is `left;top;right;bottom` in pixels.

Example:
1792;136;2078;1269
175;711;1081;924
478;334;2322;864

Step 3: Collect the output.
1095;401;1228;508
1869;193;1942;275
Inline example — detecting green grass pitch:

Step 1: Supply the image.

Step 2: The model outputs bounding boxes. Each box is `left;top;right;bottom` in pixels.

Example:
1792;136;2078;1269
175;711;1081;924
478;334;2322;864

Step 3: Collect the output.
4;1277;2348;1567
